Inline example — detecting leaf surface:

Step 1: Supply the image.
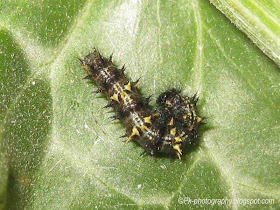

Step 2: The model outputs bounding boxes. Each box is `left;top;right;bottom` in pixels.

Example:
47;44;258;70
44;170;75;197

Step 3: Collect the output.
0;0;279;209
211;0;280;66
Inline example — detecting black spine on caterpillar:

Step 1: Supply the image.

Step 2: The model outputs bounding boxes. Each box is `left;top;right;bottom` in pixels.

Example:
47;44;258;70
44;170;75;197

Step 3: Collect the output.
80;49;163;155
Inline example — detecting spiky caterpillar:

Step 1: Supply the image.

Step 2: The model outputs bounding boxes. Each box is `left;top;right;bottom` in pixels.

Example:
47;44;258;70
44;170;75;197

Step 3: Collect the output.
80;49;203;159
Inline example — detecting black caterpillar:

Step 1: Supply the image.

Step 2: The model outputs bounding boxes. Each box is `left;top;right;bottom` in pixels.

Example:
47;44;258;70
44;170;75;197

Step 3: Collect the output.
80;49;203;159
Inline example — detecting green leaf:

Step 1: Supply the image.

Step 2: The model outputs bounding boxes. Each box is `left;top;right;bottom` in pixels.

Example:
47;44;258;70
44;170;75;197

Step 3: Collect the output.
211;0;280;67
0;0;279;209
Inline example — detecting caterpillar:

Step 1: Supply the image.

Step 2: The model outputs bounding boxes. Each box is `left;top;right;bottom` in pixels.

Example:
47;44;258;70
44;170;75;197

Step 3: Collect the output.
80;49;203;159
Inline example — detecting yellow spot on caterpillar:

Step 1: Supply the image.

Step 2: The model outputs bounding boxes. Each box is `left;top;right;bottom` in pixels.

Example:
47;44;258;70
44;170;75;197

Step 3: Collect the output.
183;115;187;119
82;65;90;73
170;128;176;135
188;125;194;131
110;93;119;102
132;127;140;136
127;127;140;142
144;116;152;124
120;91;127;100
166;100;172;105
176;153;182;160
141;125;148;131
197;117;202;123
124;82;131;91
175;136;182;143
168;117;174;125
173;144;182;159
192;111;197;117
